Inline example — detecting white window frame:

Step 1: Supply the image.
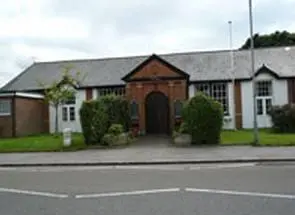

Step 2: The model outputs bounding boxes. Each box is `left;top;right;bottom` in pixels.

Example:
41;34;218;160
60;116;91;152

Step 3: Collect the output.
97;87;125;97
255;80;273;116
62;96;76;122
0;100;11;116
195;82;229;115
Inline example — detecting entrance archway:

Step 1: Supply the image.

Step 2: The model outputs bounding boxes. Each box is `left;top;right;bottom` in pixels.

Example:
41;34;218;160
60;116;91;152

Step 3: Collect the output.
145;91;170;134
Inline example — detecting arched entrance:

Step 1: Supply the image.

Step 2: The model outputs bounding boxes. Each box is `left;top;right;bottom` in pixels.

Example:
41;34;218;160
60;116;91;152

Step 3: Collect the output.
145;91;170;134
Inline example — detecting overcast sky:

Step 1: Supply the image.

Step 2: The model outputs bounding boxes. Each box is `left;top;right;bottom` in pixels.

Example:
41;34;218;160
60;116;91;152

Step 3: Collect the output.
1;0;295;87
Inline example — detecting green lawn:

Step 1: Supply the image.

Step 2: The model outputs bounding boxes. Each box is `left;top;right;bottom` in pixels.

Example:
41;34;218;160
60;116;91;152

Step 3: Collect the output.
221;129;295;146
0;133;86;153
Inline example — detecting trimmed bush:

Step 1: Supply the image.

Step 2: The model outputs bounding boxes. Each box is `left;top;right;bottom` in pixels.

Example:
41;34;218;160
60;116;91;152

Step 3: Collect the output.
100;94;131;132
79;95;131;145
182;92;223;145
79;100;108;144
269;104;295;133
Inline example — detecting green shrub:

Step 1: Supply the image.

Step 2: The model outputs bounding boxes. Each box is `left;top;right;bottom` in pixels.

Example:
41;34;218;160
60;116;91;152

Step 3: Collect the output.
182;92;223;145
79;95;131;145
100;94;131;132
108;124;124;136
79;100;108;144
178;122;189;134
269;104;295;133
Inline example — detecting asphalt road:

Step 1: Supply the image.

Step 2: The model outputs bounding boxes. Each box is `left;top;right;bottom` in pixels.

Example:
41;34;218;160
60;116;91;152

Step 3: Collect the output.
0;163;294;215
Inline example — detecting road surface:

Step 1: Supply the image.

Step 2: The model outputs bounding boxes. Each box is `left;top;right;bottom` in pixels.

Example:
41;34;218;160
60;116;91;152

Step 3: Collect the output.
0;163;294;215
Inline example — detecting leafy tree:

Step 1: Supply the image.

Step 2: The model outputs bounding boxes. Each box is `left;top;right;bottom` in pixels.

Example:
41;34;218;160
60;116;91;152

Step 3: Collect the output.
241;31;295;49
39;65;82;134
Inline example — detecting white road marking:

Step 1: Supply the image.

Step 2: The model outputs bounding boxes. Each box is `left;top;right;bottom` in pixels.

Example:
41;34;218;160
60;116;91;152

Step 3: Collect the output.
0;187;68;198
185;188;295;200
75;188;180;199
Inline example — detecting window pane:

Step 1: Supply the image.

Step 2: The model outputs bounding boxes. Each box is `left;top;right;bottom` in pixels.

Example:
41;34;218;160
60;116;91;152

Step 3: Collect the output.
195;83;210;96
256;81;272;96
64;95;76;105
130;101;138;119
0;100;11;115
62;107;68;121
69;107;75;121
266;98;272;115
257;99;263;115
211;83;229;115
174;100;182;118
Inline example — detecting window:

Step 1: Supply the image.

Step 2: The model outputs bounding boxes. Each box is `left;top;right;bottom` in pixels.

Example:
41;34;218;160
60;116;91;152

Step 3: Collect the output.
97;87;125;97
63;95;76;105
62;107;68;121
256;81;272;96
0;100;11;115
256;81;273;115
195;82;229;115
69;107;75;121
130;100;138;120
62;96;76;121
174;100;182;118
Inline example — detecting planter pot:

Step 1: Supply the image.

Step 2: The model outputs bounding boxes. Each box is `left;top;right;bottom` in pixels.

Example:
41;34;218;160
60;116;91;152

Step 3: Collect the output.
173;133;192;146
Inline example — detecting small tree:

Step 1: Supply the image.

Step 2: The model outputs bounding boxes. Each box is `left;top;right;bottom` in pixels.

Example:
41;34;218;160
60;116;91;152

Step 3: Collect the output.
40;65;81;134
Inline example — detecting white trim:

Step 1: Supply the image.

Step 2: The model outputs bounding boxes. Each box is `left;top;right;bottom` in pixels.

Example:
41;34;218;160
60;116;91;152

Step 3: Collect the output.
0;92;44;99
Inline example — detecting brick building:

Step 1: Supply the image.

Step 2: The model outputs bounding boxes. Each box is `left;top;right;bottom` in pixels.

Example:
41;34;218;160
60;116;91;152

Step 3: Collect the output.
1;46;295;137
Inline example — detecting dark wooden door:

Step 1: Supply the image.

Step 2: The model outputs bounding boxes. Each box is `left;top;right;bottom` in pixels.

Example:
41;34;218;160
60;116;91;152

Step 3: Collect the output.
145;92;169;134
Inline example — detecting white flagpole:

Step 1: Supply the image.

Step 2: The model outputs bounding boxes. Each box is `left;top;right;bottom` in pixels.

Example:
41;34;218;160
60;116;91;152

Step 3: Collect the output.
249;0;259;145
228;21;236;130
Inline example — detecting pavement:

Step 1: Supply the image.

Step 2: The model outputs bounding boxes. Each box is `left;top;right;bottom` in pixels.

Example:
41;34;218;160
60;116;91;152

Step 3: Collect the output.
0;136;295;166
0;163;294;214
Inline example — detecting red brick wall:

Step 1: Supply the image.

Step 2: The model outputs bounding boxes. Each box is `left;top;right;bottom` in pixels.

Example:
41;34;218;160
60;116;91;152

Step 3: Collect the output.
15;97;49;136
86;88;93;100
234;81;243;129
132;59;182;79
126;59;187;133
0;97;13;137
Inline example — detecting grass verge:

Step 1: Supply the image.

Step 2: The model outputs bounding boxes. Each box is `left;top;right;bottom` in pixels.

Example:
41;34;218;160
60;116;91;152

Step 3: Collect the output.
0;133;86;153
221;129;295;146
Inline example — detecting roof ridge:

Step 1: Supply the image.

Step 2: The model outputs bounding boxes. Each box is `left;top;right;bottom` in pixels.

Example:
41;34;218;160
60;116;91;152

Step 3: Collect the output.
35;45;295;65
35;54;150;64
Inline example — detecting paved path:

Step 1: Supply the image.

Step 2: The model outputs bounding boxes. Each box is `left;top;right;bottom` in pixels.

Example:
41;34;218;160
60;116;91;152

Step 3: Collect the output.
0;163;294;215
0;136;295;166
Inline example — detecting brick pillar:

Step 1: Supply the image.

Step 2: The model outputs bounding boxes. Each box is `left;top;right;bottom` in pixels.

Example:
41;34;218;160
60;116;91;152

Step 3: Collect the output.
136;83;145;134
168;81;174;132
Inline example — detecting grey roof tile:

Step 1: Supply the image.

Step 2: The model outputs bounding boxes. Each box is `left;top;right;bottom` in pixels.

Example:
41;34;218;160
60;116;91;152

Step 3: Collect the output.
2;46;295;92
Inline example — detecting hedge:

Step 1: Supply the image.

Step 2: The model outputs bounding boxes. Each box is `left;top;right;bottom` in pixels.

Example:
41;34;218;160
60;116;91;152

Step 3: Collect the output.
182;92;223;145
79;95;131;144
269;104;295;133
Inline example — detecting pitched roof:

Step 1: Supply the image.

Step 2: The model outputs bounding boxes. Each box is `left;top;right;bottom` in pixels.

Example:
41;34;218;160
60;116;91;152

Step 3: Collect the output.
121;54;190;81
2;46;295;92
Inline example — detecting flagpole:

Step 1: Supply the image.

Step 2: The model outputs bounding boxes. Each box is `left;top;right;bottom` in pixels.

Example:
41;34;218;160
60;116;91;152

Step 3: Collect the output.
228;21;236;130
249;0;259;145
